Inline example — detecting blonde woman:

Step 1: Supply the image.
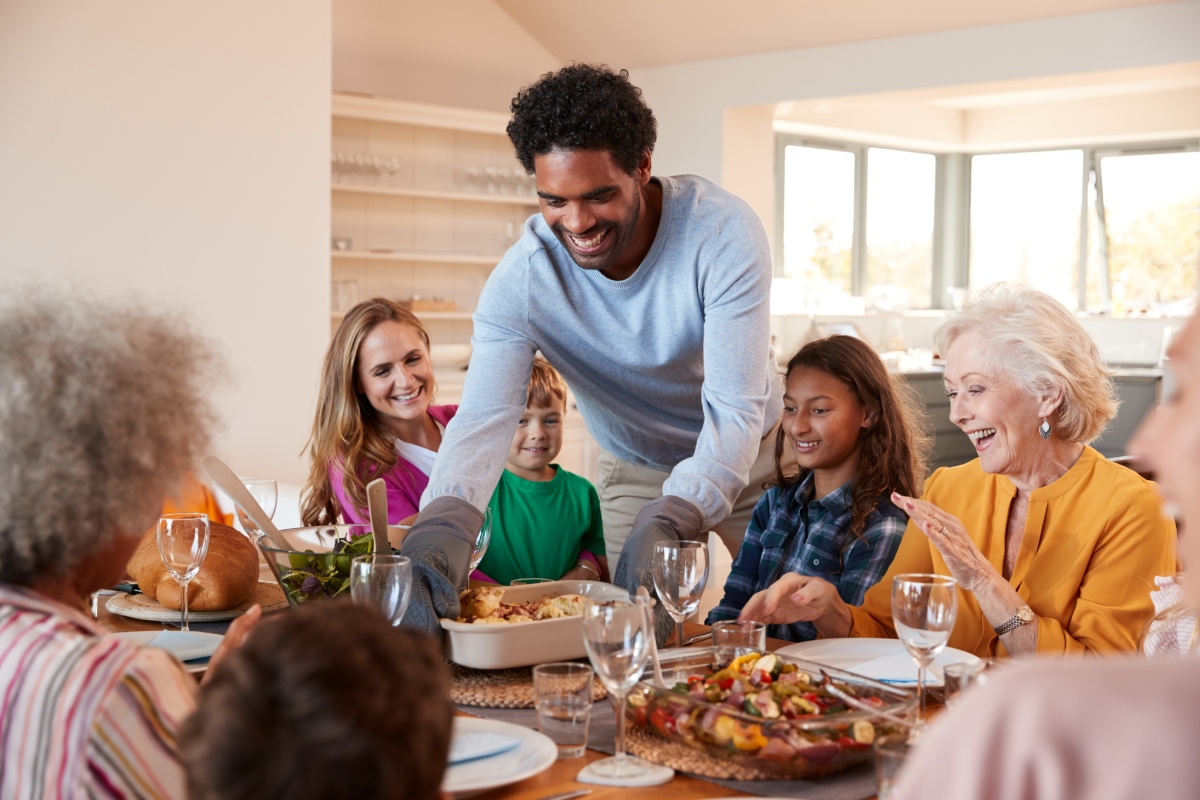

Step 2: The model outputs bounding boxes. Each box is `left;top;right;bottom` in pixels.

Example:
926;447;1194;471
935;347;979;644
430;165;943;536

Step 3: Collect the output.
301;298;452;526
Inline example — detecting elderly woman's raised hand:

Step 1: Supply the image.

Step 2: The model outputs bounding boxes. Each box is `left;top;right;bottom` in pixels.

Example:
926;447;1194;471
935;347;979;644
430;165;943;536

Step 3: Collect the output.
738;574;852;637
890;491;993;592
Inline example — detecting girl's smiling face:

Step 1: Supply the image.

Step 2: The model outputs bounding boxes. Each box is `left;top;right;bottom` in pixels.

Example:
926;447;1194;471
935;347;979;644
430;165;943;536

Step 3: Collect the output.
782;365;872;496
354;321;434;437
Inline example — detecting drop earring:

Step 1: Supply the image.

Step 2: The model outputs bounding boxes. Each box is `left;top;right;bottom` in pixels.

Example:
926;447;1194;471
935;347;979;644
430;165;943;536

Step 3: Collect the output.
1038;418;1052;440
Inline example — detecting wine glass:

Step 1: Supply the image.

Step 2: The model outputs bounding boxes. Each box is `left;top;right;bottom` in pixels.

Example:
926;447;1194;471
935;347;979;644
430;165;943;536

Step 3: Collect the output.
236;478;277;544
156;513;211;632
651;541;709;648
891;573;958;731
468;506;493;572
581;598;657;780
350;555;413;626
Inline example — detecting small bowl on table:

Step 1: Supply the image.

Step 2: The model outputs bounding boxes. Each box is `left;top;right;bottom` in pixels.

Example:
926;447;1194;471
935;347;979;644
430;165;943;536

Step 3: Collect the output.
260;524;398;607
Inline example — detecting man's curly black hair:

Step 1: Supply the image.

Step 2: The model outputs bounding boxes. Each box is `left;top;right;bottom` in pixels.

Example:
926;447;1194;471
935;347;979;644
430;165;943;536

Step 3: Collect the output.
507;63;657;176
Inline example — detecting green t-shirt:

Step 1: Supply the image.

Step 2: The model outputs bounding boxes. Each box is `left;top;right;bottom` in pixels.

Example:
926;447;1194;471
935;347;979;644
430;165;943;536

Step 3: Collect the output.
477;465;605;586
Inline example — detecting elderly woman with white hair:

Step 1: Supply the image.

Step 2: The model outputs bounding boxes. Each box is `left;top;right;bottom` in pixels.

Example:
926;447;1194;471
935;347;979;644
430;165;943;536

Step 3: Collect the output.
0;287;256;798
742;284;1177;656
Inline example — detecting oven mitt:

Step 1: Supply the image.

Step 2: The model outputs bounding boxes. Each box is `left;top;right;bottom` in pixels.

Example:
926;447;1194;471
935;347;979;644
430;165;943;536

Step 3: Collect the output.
399;496;481;634
613;495;705;647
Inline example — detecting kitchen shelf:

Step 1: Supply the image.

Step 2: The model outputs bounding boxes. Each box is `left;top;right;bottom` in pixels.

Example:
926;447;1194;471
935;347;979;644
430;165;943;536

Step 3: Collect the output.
332;183;538;207
331;250;501;266
331;310;474;322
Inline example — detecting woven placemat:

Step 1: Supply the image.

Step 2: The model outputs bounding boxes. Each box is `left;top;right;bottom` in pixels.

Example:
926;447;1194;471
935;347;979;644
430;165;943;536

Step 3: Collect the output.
447;662;608;708
625;724;862;782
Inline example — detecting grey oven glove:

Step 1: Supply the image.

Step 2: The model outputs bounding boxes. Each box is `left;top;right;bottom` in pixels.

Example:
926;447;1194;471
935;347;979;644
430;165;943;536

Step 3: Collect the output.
398;496;481;635
613;495;706;647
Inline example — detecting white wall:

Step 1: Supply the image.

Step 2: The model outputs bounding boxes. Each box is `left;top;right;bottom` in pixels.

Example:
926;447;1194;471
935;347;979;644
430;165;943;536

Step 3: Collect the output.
632;2;1200;181
0;0;331;486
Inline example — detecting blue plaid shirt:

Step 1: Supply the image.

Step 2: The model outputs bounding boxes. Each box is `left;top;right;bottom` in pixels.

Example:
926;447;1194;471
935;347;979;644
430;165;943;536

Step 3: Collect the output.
707;473;906;642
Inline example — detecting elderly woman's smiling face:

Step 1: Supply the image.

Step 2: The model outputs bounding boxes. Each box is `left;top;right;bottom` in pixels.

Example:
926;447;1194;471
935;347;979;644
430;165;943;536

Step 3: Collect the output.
943;329;1053;479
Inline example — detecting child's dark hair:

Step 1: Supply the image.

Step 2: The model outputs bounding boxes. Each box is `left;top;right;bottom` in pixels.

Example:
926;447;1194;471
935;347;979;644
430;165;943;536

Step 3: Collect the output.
526;356;567;411
507;63;657;175
775;335;930;543
181;600;452;800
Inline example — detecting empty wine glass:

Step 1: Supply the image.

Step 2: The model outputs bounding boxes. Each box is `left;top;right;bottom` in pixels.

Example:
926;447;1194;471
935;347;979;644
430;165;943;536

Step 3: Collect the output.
236;478;277;544
469;506;493;571
350;555;413;626
156;513;211;632
580;598;658;780
651;541;709;648
892;573;958;731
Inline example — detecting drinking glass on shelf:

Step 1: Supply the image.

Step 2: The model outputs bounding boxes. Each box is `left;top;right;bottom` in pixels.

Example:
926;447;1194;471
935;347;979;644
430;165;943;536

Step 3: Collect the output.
651;541;709;648
350;555;413;626
468;506;493;572
581;598;656;780
156;513;211;632
891;573;958;731
235;479;277;545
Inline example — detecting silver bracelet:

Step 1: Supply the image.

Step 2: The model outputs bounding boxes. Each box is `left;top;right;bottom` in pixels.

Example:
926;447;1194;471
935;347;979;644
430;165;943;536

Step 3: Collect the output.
575;560;600;579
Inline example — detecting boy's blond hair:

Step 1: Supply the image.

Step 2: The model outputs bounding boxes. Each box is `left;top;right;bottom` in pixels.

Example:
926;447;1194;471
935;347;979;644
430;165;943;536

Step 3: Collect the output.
526;357;567;411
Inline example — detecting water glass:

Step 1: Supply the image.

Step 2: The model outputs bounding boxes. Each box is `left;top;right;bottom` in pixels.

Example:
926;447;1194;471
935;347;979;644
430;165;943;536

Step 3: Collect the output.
651;541;709;648
943;660;989;706
712;620;767;663
469;506;493;571
533;662;593;759
236;478;277;543
156;513;211;632
350;555;413;626
874;732;911;799
891;573;957;731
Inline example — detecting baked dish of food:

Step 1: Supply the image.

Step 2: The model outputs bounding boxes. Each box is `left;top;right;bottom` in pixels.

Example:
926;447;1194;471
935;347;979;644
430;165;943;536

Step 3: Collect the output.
457;586;586;624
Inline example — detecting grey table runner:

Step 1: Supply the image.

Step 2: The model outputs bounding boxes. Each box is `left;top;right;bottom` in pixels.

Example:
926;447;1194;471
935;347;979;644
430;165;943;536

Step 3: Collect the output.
454;700;877;800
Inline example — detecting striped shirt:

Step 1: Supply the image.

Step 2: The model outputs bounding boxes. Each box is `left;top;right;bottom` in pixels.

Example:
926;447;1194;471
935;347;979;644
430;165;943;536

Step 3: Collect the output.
707;473;906;642
0;584;196;799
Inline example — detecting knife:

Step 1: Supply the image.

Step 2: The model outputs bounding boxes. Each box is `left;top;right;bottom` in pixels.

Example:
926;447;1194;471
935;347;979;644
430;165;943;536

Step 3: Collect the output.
535;790;591;800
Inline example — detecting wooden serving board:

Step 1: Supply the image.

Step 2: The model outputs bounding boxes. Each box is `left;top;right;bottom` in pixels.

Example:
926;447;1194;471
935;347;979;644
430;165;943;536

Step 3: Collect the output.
105;582;288;622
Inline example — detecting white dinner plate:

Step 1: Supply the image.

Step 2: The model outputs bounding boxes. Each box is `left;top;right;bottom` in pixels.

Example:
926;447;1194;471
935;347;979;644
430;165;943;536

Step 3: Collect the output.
442;717;557;796
109;630;224;674
105;582;288;622
775;638;984;687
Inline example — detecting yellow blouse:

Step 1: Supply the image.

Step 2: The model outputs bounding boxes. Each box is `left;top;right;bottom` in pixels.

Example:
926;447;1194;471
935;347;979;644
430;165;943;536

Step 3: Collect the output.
848;446;1178;656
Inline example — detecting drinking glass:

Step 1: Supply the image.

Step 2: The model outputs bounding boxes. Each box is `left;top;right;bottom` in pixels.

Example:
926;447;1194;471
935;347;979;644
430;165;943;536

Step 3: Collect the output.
468;506;493;572
712;619;767;663
350;555;413;626
651;541;709;648
533;662;594;758
581;598;655;779
874;732;911;799
236;478;277;544
942;660;989;706
156;513;211;632
891;573;958;730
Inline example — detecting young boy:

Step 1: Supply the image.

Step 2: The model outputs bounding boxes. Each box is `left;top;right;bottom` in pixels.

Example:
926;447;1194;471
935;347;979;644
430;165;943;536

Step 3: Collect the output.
474;358;607;585
181;600;452;800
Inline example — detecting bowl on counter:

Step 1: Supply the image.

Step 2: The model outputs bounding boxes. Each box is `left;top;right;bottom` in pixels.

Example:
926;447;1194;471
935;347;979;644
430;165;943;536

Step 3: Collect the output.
440;579;629;669
626;647;915;779
260;524;405;607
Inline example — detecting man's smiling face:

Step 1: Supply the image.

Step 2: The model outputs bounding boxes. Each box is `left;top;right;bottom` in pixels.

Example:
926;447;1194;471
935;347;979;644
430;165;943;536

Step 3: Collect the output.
534;147;650;281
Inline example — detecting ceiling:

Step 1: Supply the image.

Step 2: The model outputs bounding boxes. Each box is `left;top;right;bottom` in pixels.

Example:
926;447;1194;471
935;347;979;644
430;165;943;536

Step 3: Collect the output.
493;0;1178;70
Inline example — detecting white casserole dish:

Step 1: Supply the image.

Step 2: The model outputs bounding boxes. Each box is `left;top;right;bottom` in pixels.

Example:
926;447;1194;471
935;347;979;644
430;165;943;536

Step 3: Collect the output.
439;580;630;670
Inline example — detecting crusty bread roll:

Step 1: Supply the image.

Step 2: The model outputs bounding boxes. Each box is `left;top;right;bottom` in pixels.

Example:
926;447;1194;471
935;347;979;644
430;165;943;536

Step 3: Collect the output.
458;586;504;620
126;522;258;612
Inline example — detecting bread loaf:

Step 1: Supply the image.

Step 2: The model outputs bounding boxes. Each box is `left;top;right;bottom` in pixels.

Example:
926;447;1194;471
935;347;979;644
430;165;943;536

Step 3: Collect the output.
126;522;259;611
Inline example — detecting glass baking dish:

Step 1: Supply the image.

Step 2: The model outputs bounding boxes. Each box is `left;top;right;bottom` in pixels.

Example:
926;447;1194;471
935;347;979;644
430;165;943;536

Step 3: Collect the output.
626;647;915;779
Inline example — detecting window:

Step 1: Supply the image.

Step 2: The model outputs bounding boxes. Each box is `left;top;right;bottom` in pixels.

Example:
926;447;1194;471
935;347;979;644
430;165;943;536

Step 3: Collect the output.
969;144;1199;314
777;138;937;311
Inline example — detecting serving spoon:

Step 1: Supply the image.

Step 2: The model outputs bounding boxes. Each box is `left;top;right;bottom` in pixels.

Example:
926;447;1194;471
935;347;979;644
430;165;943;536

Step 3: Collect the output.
201;455;292;552
366;478;389;554
637;586;668;688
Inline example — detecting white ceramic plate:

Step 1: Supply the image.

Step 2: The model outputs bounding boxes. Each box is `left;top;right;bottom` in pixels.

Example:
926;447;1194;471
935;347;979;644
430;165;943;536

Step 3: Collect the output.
110;630;223;661
442;717;556;796
774;638;984;687
105;582;288;622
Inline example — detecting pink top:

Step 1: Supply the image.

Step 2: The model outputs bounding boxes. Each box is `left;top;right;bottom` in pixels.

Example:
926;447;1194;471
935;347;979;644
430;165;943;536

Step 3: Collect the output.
330;405;458;524
894;655;1200;800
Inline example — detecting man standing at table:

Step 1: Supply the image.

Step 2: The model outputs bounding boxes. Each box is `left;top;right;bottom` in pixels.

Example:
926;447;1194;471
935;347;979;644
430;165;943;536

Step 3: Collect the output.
401;64;780;631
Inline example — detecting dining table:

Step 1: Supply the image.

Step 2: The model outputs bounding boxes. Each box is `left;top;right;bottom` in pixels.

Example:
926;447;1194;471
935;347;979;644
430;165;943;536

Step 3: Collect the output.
97;596;896;800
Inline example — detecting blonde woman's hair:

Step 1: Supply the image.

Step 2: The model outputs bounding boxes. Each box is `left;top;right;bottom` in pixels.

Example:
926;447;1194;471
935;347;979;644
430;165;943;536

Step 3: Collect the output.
934;283;1117;444
300;298;431;525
